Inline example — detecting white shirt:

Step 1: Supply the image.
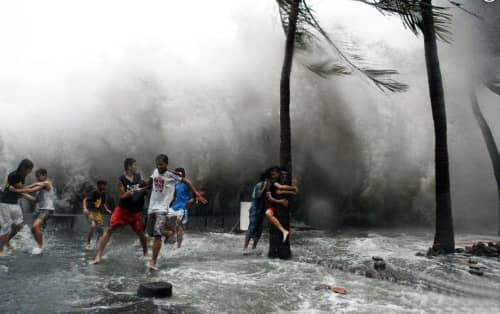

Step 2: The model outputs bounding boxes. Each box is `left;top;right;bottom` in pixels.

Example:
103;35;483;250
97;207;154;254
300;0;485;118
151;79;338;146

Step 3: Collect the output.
148;169;182;214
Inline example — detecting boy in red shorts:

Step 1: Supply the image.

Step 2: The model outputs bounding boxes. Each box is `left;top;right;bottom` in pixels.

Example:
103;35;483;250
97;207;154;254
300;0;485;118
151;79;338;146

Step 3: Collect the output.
92;158;149;264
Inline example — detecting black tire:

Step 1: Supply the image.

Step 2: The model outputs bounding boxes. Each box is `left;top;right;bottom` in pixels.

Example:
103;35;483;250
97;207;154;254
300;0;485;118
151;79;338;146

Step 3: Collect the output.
137;282;173;298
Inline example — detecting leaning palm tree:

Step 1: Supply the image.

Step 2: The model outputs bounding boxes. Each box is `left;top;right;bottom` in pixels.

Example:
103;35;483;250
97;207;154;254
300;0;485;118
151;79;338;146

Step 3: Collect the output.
276;0;408;176
357;0;455;253
272;0;408;259
470;87;500;235
450;0;500;234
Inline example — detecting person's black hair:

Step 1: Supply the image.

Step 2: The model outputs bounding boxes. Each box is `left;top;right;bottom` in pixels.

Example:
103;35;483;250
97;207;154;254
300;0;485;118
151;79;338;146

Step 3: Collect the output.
155;154;169;164
124;158;136;170
35;168;47;176
17;159;34;177
174;167;185;177
259;171;267;182
264;166;281;178
97;180;107;186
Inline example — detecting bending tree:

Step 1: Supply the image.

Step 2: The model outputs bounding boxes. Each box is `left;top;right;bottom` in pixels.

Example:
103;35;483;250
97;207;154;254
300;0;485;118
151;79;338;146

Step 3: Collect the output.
272;0;407;259
359;0;455;252
470;88;500;235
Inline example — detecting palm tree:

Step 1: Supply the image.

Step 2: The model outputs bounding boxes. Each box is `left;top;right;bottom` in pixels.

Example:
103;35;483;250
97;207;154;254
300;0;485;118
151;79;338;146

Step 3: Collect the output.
279;0;300;175
450;0;500;234
272;0;408;259
470;87;500;235
276;0;408;176
358;0;455;253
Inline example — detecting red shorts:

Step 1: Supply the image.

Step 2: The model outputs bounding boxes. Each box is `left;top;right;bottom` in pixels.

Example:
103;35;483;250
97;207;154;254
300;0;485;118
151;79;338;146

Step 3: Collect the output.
266;207;276;215
110;206;144;234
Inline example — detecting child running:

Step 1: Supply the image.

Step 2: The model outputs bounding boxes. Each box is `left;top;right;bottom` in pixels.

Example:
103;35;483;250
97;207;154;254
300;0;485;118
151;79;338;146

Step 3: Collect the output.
265;167;298;243
0;159;34;256
145;154;206;270
9;168;55;255
170;167;196;248
92;158;149;264
83;180;112;250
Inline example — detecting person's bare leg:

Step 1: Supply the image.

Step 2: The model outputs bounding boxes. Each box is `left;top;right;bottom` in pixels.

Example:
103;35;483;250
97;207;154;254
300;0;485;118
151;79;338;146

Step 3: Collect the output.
149;236;162;269
176;218;183;248
87;221;96;245
93;227;114;264
266;210;289;242
31;219;44;249
252;237;260;249
0;234;8;256
95;226;104;244
137;232;148;257
243;236;251;250
8;224;23;242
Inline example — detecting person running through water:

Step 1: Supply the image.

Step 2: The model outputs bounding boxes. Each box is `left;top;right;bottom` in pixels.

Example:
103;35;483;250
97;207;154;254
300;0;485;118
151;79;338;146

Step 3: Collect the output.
10;168;55;255
145;154;206;270
92;158;149;264
265;167;298;243
83;180;112;250
243;169;270;255
0;159;34;256
170;167;196;248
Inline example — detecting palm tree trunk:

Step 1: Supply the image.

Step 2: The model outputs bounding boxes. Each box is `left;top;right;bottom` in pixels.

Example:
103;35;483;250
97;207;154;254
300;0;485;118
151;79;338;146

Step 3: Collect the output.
470;88;500;235
280;0;299;175
420;0;455;253
268;0;299;260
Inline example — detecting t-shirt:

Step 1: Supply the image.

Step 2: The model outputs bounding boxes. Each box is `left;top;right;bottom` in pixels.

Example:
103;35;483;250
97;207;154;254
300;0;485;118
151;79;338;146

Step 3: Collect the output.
35;182;55;210
118;173;145;213
172;182;190;210
1;171;24;204
148;169;182;214
86;190;107;212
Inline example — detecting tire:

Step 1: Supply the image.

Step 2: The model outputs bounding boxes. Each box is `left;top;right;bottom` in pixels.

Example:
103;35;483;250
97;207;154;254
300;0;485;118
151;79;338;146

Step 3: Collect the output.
137;281;173;298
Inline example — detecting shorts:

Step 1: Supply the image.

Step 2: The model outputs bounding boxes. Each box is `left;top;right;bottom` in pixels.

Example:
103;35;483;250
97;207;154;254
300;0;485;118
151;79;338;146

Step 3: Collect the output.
0;203;24;236
146;212;177;237
246;206;265;240
266;207;276;215
33;208;53;225
87;211;104;226
110;206;144;234
172;208;188;224
167;208;184;220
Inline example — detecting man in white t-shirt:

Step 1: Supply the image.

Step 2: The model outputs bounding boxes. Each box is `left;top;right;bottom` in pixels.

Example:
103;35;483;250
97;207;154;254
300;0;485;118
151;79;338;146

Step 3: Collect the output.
145;154;207;270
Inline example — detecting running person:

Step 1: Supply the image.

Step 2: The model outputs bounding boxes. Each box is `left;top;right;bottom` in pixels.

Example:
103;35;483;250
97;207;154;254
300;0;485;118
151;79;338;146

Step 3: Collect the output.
10;168;55;255
83;180;112;249
0;159;34;256
92;158;148;264
170;167;195;248
145;154;206;270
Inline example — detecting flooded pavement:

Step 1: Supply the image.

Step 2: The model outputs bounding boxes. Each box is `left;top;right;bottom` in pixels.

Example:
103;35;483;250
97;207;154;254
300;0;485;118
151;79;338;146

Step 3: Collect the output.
1;226;499;313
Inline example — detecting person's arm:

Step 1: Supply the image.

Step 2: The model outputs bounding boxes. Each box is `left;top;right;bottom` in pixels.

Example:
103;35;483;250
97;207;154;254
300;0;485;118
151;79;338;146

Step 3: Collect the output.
21;193;37;202
103;203;112;214
82;197;89;214
266;192;288;207
181;178;208;204
274;182;298;193
118;182;133;200
138;178;152;194
276;189;297;196
10;182;46;194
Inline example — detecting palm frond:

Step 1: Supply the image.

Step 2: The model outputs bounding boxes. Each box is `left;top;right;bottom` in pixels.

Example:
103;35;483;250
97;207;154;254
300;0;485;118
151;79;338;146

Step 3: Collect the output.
355;0;453;43
277;0;408;92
